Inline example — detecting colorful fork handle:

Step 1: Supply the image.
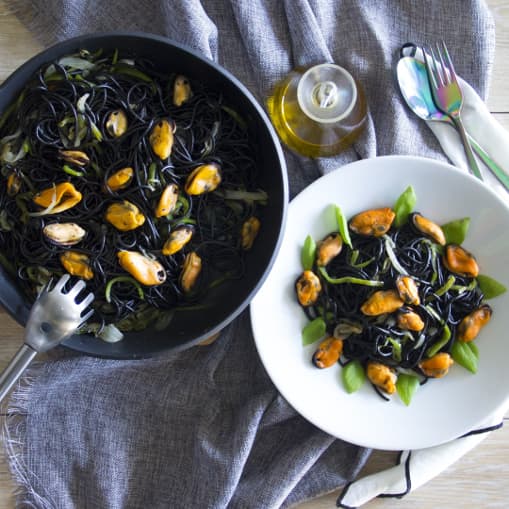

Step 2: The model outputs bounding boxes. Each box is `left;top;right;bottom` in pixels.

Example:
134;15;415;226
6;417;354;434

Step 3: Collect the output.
451;114;484;181
0;344;37;404
469;136;509;192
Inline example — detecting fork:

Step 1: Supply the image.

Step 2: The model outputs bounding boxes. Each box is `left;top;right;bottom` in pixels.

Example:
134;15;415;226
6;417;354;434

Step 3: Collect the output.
0;275;94;403
423;42;483;181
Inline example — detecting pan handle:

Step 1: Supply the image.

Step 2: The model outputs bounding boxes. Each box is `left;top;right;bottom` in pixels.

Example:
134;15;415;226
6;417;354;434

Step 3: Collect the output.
0;344;37;404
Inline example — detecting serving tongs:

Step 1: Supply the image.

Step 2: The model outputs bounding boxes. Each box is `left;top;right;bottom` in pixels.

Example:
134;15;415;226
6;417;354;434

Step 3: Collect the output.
396;42;509;191
0;275;94;403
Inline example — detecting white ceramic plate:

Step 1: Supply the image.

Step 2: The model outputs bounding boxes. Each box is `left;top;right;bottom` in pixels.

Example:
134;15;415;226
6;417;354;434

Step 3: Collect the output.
250;155;509;450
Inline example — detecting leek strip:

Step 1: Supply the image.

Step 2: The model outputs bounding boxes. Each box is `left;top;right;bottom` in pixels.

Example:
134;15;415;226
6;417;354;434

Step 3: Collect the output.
424;304;443;323
435;275;456;297
450;279;477;294
383;235;408;275
90;121;103;141
221;105;247;130
63;164;84;177
349;249;375;269
111;64;152;82
217;189;268;202
98;324;124;343
318;266;383;287
387;337;402;362
426;324;451;357
105;276;145;303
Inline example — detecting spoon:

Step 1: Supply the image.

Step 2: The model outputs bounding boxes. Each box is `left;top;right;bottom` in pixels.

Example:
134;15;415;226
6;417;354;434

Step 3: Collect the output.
396;56;509;191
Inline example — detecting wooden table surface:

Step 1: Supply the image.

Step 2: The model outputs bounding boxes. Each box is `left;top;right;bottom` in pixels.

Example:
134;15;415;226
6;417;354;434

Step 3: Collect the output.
0;1;508;507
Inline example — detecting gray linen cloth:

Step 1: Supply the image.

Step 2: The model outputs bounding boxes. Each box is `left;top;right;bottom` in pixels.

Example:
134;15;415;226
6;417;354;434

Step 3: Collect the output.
2;1;495;508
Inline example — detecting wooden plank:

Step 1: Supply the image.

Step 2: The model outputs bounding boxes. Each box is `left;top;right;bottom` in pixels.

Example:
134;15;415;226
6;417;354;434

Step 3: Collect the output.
488;0;509;112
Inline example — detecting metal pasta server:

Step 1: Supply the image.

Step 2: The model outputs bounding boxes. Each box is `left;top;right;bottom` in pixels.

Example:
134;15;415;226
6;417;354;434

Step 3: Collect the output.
0;275;94;403
396;43;509;191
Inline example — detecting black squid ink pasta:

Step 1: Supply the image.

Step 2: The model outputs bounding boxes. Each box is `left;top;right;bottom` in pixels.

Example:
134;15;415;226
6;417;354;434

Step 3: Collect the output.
296;198;500;405
0;49;267;341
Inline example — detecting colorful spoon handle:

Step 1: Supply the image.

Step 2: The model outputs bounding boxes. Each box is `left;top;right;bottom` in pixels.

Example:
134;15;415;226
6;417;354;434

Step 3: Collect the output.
469;135;509;191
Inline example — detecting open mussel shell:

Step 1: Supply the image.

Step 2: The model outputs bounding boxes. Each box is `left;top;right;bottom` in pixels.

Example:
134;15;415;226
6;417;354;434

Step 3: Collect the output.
43;222;86;246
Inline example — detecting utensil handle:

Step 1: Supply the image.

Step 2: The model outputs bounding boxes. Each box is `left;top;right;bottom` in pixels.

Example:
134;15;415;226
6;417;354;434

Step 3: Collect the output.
452;115;483;181
0;344;37;404
468;136;509;192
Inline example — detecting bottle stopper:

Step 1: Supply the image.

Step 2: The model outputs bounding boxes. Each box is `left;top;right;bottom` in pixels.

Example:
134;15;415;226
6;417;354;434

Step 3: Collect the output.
297;63;357;124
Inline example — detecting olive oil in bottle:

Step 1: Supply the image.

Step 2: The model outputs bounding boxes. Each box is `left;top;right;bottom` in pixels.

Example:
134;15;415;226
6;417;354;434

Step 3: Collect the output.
267;63;367;157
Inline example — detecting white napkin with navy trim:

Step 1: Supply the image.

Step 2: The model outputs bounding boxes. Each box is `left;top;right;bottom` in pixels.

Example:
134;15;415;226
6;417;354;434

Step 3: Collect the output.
337;411;505;507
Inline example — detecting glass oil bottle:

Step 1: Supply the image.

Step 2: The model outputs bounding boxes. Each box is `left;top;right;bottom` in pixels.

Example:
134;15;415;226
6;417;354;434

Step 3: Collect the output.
267;63;367;158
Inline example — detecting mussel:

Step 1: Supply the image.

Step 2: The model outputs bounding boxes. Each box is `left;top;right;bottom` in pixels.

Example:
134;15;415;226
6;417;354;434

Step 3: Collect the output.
6;172;21;196
419;352;454;378
180;251;202;293
60;251;94;280
33;182;82;214
43;222;86;246
117;250;167;286
457;304;492;342
360;289;404;316
155;184;179;218
59;150;89;166
105;201;146;231
349;207;395;237
162;225;194;256
312;337;344;369
410;212;446;245
333;319;363;339
173;75;193;107
443;244;479;278
397;307;425;331
149;119;174;160
105;109;128;137
241;216;260;250
366;361;397;394
185;163;222;195
105;167;134;192
316;233;343;266
295;270;322;306
396;275;420;305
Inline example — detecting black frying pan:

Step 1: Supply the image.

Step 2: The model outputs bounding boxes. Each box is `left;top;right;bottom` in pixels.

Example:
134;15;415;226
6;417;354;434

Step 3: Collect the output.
0;32;288;359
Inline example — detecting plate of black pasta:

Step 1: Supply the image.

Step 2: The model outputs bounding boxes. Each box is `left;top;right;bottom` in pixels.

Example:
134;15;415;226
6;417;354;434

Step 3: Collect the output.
250;155;509;450
0;33;287;358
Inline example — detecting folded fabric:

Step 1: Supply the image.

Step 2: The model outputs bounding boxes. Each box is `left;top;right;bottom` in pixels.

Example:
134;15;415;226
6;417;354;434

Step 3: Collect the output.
337;412;505;507
1;1;498;508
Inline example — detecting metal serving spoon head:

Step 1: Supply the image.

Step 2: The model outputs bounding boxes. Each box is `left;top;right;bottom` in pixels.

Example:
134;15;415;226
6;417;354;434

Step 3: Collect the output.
396;56;449;122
